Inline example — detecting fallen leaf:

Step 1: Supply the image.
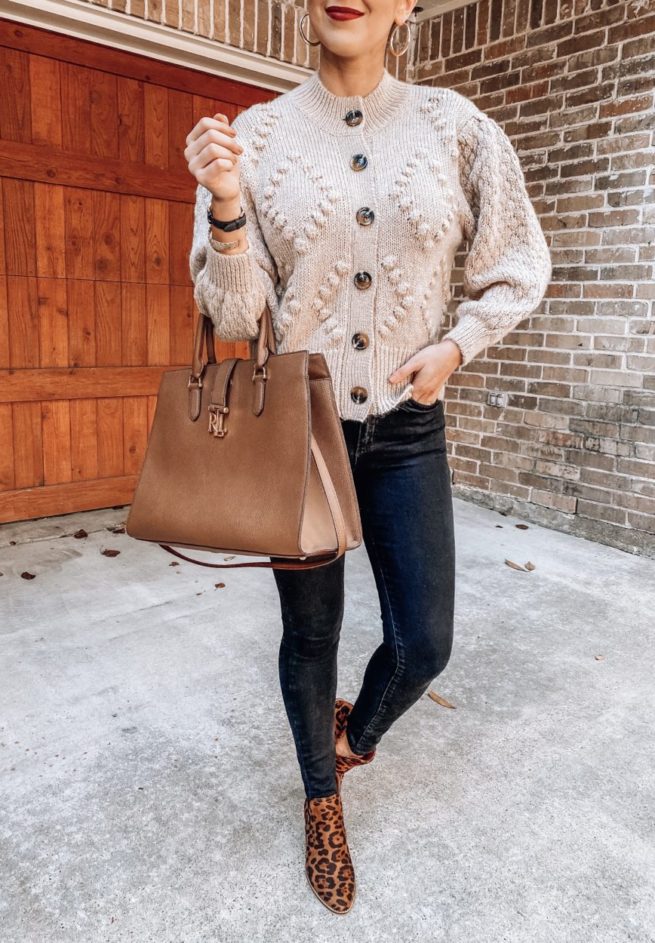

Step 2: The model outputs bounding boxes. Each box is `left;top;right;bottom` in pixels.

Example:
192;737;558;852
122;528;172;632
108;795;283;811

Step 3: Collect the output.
214;582;226;589
495;524;503;528
21;571;36;580
516;523;529;530
169;561;179;567
223;555;236;561
107;524;125;534
595;654;605;661
427;689;456;709
524;561;536;571
101;548;121;557
73;528;88;539
505;558;527;571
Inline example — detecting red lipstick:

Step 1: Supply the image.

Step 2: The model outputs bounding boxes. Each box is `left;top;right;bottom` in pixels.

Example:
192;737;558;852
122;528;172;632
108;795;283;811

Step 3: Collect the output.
325;5;365;20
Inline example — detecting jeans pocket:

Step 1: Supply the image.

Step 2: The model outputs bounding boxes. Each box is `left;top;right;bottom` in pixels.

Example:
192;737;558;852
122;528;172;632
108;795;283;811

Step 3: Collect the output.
399;396;442;413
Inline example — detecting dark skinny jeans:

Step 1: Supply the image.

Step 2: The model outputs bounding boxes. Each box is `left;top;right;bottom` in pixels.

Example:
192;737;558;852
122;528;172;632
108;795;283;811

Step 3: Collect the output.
270;397;456;799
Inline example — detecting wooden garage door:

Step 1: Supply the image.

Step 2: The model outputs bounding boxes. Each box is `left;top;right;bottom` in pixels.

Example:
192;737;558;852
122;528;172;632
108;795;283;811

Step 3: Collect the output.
0;18;274;524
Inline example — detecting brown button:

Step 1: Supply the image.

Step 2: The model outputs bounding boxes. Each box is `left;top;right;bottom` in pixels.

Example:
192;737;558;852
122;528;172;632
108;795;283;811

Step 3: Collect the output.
350;153;368;172
350;386;368;403
344;109;363;126
355;207;374;226
354;271;372;290
351;332;369;350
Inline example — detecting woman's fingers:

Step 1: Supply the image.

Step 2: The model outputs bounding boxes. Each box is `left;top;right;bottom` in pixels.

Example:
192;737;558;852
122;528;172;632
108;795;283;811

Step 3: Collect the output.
192;141;239;174
184;114;244;161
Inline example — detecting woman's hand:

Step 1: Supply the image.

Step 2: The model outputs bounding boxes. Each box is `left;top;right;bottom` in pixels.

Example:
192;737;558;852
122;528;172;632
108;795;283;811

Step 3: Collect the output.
388;340;463;403
184;113;244;202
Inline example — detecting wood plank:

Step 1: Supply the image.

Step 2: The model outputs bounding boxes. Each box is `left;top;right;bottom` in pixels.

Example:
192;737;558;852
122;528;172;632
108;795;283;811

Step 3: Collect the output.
122;396;148;476
121;282;147;366
0;139;194;205
0;273;8;366
37;275;69;367
93;190;121;281
0;48;31;142
0;474;137;525
168;87;192;173
60;61;91;155
0;19;277;106
7;274;39;368
96;397;124;479
29;54;61;146
0;178;5;276
12;401;43;489
0;403;14;491
169;284;194;366
145;198;169;285
42;399;72;484
90;69;118;160
36;183;66;278
144;83;168;170
64;186;94;280
95;280;122;367
68;278;96;367
120;193;145;284
117;76;145;163
146;283;170;366
3;179;36;276
169;198;192;287
70;399;98;481
0;366;177;402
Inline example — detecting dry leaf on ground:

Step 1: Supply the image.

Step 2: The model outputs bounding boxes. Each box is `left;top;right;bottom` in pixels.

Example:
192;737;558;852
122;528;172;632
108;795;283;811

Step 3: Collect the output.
427;689;456;709
505;558;527;571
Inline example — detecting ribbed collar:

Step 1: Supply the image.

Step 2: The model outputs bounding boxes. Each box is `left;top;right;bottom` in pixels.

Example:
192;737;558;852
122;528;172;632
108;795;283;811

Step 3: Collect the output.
289;66;410;135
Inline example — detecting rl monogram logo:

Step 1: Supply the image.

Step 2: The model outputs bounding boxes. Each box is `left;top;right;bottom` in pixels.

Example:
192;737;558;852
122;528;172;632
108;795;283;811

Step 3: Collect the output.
208;404;228;437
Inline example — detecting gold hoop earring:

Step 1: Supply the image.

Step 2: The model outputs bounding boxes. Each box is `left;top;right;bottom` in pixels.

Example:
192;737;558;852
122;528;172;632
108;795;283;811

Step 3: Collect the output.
299;13;321;46
388;20;411;57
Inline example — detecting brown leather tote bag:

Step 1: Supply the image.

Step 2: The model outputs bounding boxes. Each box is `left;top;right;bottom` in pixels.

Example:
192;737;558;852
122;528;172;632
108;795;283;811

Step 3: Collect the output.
125;304;362;570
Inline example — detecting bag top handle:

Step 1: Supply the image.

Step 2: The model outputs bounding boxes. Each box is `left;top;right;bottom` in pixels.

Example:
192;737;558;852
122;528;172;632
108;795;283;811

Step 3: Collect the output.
190;303;276;385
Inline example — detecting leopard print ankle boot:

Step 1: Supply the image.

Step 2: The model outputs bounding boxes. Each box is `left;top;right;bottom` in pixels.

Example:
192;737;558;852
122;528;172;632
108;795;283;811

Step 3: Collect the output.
304;792;355;913
334;698;376;795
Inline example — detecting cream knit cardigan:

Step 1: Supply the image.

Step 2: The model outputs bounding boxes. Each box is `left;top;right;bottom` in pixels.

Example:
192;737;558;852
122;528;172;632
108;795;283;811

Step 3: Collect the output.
189;66;552;420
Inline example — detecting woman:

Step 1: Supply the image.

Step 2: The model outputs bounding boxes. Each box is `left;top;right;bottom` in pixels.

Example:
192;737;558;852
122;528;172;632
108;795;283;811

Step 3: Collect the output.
184;0;552;915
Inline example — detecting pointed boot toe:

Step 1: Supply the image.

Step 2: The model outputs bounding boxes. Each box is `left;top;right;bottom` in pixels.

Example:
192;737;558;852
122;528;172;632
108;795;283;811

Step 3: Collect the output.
304;792;355;914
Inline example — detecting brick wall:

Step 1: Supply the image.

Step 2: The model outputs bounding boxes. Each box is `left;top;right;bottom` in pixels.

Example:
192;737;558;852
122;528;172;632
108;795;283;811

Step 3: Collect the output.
75;0;654;555
413;0;655;556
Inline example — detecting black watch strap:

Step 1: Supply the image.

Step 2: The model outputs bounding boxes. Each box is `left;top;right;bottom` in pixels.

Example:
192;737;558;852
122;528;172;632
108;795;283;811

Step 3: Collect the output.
207;204;247;232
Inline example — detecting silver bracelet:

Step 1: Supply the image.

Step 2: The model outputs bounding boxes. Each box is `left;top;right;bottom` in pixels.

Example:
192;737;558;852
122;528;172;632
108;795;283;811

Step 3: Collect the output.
208;224;244;253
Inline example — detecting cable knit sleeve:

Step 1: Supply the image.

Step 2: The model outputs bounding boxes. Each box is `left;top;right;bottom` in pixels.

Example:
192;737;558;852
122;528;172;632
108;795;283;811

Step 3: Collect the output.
442;109;552;366
188;115;279;342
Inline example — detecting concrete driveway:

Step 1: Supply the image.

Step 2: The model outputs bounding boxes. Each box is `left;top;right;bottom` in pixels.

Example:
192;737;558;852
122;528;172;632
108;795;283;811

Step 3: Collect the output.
1;500;653;943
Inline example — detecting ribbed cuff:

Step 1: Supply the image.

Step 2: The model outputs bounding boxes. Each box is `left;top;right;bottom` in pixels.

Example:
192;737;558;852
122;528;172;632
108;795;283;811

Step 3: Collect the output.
442;315;490;366
203;238;258;295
